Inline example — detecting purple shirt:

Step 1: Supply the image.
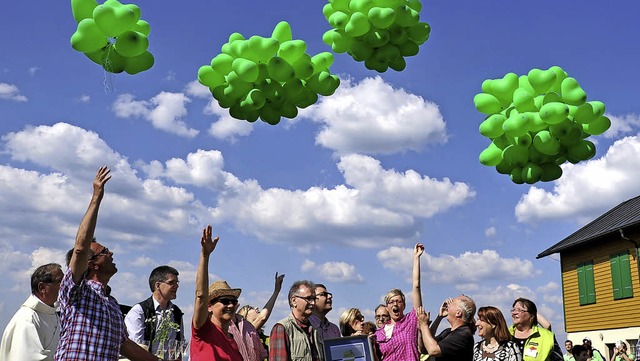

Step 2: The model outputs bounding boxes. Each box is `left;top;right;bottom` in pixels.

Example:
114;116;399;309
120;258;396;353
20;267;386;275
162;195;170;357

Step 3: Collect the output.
374;309;419;361
309;314;341;340
55;269;127;361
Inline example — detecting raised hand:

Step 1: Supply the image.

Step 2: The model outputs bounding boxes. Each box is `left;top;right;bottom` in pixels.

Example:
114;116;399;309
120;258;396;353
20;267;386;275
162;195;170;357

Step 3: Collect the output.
439;298;453;317
93;166;111;200
201;225;219;256
417;306;430;326
414;243;424;258
274;272;285;290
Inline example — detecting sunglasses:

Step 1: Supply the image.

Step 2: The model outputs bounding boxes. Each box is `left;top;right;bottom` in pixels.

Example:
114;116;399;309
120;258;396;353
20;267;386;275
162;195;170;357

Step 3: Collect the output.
214;298;238;306
90;247;111;260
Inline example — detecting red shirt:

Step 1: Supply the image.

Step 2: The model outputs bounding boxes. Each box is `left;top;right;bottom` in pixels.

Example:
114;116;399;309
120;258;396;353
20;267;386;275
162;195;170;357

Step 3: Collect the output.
190;320;243;361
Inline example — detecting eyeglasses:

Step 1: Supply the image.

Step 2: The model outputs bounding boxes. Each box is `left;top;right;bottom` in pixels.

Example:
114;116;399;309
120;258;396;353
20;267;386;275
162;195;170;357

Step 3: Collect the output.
316;292;332;298
375;314;390;320
510;308;528;314
214;298;238;306
355;314;364;322
294;295;316;303
90;247;111;260
160;280;180;286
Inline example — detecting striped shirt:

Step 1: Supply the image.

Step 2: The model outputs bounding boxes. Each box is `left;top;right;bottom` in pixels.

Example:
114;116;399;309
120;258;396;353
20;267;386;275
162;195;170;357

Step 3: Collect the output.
54;269;127;361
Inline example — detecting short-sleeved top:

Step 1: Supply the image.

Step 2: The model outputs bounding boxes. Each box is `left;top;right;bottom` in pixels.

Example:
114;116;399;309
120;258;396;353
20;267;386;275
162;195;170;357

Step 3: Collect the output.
433;324;474;361
55;269;127;361
374;309;419;361
191;319;243;361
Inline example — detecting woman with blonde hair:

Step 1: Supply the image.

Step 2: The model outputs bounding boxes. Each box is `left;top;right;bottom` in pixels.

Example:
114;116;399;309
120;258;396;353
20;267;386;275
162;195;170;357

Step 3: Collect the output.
339;308;365;336
474;306;521;361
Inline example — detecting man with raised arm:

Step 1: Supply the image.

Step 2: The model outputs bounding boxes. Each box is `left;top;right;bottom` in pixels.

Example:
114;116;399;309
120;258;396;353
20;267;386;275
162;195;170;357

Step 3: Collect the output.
54;166;159;361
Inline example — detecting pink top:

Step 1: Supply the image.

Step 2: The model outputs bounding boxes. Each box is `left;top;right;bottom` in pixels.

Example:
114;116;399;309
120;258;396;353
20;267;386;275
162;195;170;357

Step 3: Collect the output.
191;320;243;361
374;309;419;361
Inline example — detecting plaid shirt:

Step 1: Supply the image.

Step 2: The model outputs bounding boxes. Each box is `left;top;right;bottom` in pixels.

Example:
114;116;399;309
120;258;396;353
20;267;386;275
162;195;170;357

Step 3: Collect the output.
229;315;268;361
55;269;127;361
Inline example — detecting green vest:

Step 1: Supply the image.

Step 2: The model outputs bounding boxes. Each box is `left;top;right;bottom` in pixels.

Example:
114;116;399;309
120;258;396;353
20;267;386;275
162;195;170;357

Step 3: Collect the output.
277;314;324;361
510;324;556;361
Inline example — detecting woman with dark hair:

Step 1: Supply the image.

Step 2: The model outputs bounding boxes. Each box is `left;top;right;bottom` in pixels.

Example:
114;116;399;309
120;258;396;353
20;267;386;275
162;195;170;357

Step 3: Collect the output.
473;306;521;361
509;298;562;361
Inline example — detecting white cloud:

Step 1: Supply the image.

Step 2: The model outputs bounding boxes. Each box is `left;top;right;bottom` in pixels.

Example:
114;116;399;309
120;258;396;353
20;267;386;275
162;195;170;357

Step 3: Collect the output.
112;92;199;138
205;102;254;142
76;94;91;103
184;80;210;99
28;67;40;76
301;259;364;283
303;76;447;155
516;135;640;223
377;247;538;284
603;113;640;139
0;83;27;102
485;226;497;238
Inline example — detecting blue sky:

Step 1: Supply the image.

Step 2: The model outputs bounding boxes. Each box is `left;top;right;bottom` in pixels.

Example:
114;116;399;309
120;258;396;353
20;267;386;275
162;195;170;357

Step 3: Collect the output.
2;0;640;343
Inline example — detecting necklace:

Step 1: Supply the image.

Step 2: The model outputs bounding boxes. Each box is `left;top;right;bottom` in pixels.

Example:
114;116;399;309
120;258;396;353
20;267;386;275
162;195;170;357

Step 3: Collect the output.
482;341;499;353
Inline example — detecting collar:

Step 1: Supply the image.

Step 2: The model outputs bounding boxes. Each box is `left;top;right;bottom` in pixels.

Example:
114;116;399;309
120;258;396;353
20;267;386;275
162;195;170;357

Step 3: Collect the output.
23;294;57;315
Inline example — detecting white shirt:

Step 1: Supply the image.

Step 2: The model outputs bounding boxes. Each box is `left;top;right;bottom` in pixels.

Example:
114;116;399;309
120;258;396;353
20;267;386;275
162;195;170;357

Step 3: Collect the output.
0;294;60;361
124;298;183;355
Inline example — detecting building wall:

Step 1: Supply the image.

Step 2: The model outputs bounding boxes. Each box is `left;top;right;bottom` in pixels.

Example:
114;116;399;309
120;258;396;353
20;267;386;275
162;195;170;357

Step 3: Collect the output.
561;237;640;333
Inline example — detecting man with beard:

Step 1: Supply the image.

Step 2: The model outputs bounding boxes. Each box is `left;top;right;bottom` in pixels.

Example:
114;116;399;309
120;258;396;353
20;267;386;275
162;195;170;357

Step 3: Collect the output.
55;166;158;361
269;280;324;361
309;284;341;340
125;266;184;356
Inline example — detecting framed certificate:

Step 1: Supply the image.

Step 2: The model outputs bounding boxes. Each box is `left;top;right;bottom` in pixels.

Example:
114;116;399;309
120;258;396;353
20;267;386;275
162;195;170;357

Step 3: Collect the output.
323;334;376;361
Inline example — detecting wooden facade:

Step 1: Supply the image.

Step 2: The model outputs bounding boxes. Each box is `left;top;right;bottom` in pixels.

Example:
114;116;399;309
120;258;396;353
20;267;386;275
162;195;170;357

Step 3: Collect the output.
560;234;640;333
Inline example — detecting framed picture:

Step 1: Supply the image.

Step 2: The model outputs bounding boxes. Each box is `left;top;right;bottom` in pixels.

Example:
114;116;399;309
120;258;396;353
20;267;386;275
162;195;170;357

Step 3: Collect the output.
323;334;376;361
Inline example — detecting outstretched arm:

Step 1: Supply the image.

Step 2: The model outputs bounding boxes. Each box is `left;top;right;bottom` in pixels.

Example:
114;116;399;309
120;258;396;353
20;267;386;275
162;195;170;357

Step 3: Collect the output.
251;272;285;331
69;166;111;284
412;243;424;312
193;225;218;329
418;306;442;357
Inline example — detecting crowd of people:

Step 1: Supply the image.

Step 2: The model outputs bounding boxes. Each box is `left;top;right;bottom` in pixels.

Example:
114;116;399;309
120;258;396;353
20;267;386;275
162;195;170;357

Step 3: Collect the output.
0;166;638;361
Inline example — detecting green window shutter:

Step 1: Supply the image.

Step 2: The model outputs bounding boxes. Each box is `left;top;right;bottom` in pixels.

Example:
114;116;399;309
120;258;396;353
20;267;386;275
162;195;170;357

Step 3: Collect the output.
577;261;596;305
610;252;633;300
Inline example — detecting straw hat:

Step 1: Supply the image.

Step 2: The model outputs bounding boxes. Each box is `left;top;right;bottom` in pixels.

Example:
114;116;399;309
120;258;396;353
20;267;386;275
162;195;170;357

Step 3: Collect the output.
208;280;241;301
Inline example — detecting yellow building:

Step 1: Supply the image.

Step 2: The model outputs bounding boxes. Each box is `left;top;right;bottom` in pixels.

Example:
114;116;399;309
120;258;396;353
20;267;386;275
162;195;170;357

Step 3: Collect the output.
538;196;640;360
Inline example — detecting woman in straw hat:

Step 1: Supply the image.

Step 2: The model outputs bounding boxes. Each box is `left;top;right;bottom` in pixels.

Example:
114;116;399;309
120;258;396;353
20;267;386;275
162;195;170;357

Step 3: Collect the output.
190;225;243;361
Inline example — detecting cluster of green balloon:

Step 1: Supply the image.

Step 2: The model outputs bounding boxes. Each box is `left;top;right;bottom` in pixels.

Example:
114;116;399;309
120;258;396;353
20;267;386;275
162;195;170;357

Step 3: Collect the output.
70;0;154;74
474;66;611;184
197;21;340;125
322;0;430;72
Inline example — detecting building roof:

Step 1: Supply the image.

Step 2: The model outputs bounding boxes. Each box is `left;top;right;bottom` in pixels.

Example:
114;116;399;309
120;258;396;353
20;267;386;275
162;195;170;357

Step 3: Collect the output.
537;195;640;258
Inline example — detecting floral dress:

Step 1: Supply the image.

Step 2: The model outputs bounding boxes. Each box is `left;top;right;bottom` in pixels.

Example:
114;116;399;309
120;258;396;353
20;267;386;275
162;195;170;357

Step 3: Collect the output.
473;340;523;361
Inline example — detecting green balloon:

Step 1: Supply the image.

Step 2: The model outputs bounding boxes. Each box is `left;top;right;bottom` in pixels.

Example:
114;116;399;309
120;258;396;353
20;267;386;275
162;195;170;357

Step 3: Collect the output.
92;2;137;38
281;101;299;119
306;71;333;94
329;0;350;12
291;54;314;79
261;79;285;107
330;30;354;53
212;85;234;108
114;31;148;57
479;114;506;138
513;133;532;148
561;77;587;106
228;32;245;43
522;163;543;184
388;26;409;46
267;57;295;83
345;12;371;37
573;101;605;124
230;40;251;59
71;0;98;23
249;36;279;63
198;66;225;88
311;52;334;73
374;43;400;63
540;163;562;182
388;56;406;72
548;65;568;94
329;11;350;29
398;41;419;57
71;18;109;53
364;56;388;73
583;116;611;135
368;7;396;29
495;160;514;175
278;40;307;63
510;167;525;184
512;88;537;112
101;46;127;73
502;145;529;167
224;71;252;101
271;21;292;43
528;146;550;164
282;78;305;103
260;104;281;125
232;58;259;83
479;143;503;166
349;40;374;62
529;113;548;132
473;93;502;115
517;75;536;97
210;53;234;74
483;72;518;106
407;22;431;45
527;68;556;95
492;135;511;149
240;89;266;110
124;51;153;74
539;102;569;125
296;89;319;108
407;0;422;12
567;139;596;161
323;4;336;21
542;91;562;105
395;6;420;28
131;20;150;36
502;113;532;137
364;29;390;48
124;4;141;23
349;0;374;14
550;119;582;146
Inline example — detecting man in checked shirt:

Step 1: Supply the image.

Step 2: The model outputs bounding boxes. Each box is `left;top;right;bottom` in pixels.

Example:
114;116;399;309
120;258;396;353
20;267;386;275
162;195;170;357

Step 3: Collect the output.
55;166;159;361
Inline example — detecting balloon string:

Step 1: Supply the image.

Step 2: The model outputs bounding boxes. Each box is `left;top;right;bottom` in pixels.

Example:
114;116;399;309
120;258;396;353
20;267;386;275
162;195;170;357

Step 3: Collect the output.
102;40;116;93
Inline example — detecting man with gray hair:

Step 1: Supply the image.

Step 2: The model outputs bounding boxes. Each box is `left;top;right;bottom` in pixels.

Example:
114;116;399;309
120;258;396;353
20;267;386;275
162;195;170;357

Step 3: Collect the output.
417;295;477;361
0;263;63;361
269;280;324;361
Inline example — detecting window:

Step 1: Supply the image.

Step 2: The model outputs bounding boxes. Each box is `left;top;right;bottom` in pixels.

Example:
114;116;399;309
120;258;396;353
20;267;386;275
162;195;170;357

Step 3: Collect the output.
577;261;596;305
610;251;633;300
